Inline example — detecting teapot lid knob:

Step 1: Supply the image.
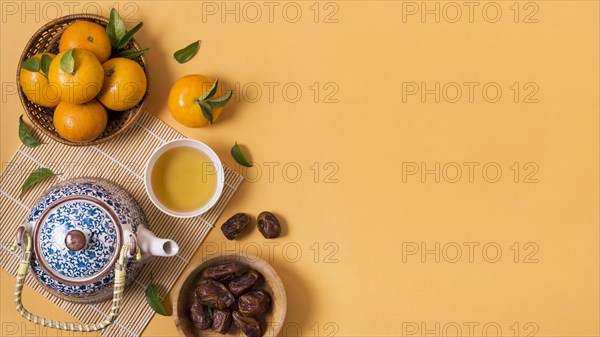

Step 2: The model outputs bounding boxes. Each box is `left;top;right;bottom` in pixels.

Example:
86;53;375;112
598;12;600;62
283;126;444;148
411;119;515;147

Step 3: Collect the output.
65;229;90;252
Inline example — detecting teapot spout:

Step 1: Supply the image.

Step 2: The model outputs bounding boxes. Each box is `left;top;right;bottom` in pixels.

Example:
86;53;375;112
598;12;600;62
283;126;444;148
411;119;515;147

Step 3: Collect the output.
136;227;179;258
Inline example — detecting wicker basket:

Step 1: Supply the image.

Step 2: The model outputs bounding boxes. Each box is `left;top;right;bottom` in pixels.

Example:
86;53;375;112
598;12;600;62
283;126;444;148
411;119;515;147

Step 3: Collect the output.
16;14;149;146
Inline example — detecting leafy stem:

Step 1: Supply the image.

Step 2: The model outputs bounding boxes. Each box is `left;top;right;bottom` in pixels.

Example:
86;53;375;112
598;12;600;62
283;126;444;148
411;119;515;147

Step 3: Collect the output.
231;142;253;167
173;40;200;64
193;79;232;125
21;56;39;73
40;54;51;75
20;168;58;199
146;274;168;316
106;8;148;58
22;53;53;76
60;49;75;74
19;115;41;148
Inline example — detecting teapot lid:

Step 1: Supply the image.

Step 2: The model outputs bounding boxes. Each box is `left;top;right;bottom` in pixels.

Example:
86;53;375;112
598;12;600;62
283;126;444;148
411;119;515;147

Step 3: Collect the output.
33;195;123;285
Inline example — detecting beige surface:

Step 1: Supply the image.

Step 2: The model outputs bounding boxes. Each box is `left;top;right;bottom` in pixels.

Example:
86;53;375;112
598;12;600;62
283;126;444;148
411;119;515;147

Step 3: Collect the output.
1;1;599;336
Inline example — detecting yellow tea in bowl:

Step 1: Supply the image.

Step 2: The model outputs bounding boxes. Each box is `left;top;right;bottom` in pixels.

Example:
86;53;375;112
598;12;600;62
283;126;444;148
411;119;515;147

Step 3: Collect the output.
150;146;218;213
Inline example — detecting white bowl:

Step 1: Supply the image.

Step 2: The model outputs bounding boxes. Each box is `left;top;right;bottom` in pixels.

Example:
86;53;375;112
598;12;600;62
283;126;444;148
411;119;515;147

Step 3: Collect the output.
144;139;224;218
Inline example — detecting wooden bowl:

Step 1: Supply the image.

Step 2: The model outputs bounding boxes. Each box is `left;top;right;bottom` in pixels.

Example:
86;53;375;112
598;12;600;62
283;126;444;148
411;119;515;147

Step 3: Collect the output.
173;253;287;337
16;13;149;146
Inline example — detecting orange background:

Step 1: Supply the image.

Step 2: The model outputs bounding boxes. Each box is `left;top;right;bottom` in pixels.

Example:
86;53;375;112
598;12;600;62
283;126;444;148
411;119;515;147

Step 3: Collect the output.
1;1;599;336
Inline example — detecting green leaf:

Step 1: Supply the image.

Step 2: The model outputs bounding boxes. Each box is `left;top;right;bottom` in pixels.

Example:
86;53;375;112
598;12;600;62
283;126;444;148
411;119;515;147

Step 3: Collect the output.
145;284;168;316
173;40;200;64
199;101;213;125
21;56;39;72
198;78;219;101
19;115;41;148
231;142;253;167
117;22;143;49
106;8;126;48
119;48;149;59
60;49;75;74
20;168;56;198
207;91;233;109
40;54;52;75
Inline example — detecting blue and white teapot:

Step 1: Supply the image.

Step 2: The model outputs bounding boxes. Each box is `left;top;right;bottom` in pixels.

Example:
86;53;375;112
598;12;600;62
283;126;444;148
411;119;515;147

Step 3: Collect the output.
13;177;179;331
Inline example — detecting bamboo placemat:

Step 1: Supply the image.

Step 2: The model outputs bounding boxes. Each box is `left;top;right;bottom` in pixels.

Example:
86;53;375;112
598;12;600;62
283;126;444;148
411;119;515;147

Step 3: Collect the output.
0;111;243;337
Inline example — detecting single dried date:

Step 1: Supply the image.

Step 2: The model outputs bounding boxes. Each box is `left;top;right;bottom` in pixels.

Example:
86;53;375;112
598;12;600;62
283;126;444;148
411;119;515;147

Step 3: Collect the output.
196;279;236;309
190;301;212;329
212;308;233;334
221;213;251;240
201;262;245;282
257;211;281;239
238;290;272;316
233;310;262;337
228;270;261;297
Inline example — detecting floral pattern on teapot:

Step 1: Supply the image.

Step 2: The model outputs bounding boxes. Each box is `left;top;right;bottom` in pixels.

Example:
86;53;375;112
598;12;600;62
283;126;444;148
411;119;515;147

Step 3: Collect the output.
31;262;113;296
28;180;139;234
38;200;118;279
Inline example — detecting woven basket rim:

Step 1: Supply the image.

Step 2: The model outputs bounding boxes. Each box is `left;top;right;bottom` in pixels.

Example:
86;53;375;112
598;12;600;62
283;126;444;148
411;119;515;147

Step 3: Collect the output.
17;13;149;147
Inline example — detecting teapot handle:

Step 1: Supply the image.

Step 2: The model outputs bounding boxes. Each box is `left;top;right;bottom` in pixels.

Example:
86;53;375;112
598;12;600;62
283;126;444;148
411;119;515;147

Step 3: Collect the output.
13;232;141;332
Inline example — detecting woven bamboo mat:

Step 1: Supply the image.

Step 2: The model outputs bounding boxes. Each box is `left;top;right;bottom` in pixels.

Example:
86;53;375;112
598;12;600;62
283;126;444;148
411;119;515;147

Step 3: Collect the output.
0;111;243;337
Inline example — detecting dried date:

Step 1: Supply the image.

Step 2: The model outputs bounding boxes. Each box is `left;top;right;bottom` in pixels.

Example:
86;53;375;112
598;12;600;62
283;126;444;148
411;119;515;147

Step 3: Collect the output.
238;290;272;316
257;211;281;239
196;279;236;309
233;310;262;337
211;308;233;334
228;270;261;297
201;262;245;282
190;301;212;329
221;213;251;240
